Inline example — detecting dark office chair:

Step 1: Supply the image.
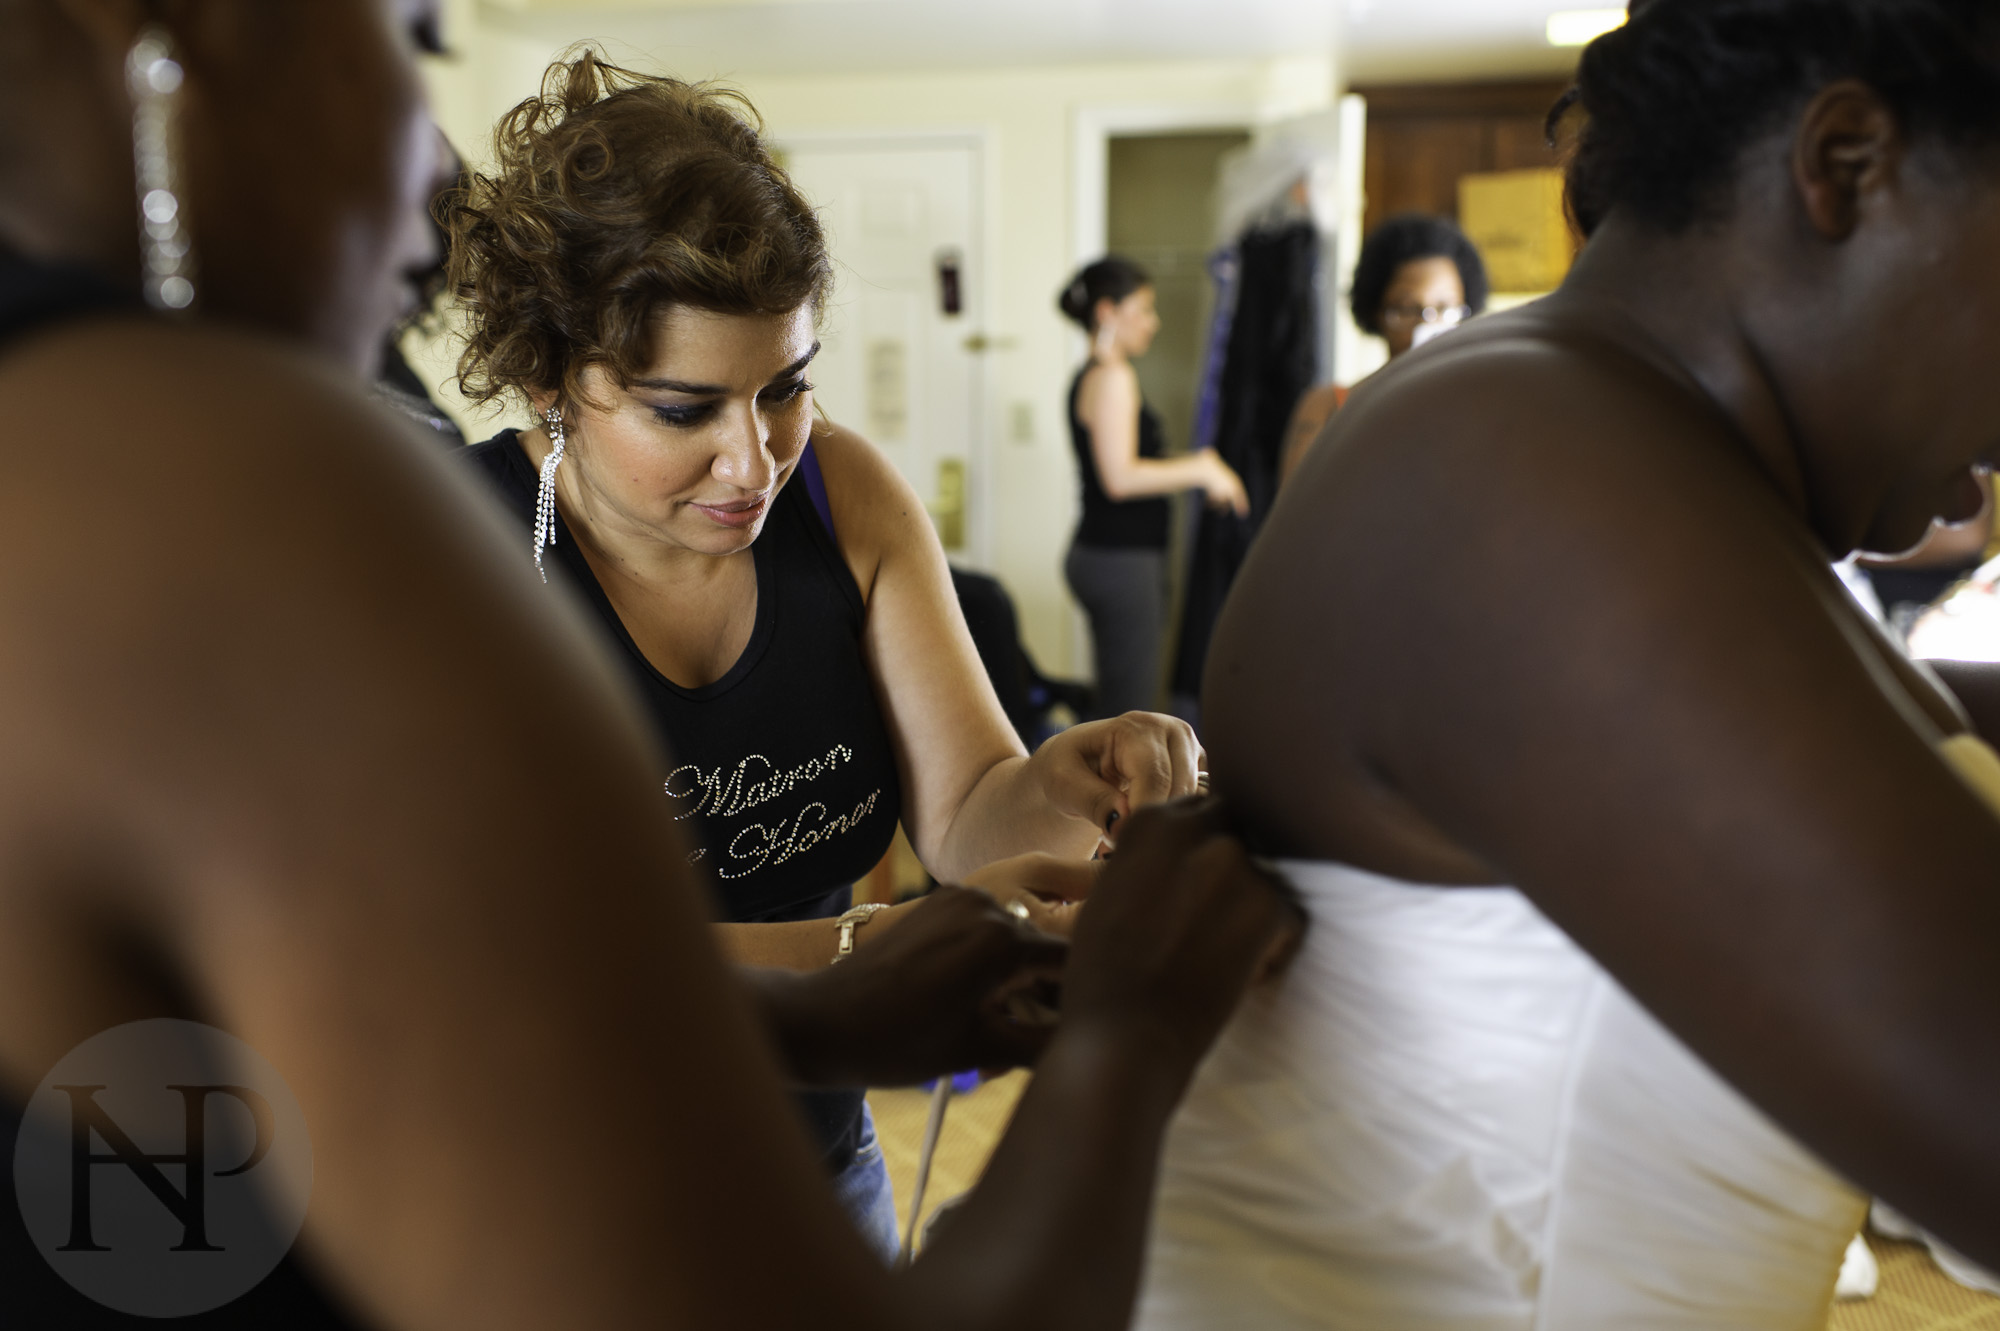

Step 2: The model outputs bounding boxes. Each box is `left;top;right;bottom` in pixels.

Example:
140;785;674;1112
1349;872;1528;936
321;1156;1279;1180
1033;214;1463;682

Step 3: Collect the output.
950;568;1093;749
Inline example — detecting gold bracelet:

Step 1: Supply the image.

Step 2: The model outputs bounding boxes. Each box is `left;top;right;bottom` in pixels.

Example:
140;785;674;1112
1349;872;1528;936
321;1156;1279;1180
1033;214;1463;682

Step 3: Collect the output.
830;902;889;964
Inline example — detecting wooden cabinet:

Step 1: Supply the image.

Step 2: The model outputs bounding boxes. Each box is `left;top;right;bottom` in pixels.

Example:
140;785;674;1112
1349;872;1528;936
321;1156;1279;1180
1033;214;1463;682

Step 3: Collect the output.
1356;80;1575;236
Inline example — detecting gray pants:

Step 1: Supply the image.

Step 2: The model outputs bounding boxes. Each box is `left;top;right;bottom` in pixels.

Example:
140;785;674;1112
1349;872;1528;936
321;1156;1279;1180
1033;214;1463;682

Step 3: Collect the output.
1065;542;1168;719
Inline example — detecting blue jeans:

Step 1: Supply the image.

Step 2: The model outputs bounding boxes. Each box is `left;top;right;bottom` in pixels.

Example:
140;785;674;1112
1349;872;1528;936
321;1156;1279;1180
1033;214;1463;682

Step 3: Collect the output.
831;1105;900;1264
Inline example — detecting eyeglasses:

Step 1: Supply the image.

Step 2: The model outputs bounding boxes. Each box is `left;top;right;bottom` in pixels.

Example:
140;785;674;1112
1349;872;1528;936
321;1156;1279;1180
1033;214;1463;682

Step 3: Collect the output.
1380;303;1470;329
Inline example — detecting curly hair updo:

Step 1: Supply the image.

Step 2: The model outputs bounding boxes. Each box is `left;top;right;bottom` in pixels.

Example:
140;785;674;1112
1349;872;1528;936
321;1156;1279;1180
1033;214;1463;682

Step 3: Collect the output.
1551;0;2000;238
447;51;831;407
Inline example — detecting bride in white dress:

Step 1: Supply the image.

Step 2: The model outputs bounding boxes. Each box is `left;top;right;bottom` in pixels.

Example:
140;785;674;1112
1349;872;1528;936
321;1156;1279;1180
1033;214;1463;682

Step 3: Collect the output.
1138;2;2000;1325
1137;861;1887;1330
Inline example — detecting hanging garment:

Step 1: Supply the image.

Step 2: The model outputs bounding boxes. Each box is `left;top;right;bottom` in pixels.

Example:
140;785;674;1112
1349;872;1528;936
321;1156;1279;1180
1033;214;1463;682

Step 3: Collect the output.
1188;246;1242;458
1169;220;1319;708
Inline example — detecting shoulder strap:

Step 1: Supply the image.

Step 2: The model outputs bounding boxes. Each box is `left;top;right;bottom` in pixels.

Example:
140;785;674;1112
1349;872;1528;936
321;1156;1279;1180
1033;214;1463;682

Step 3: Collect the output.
0;248;137;353
798;440;836;542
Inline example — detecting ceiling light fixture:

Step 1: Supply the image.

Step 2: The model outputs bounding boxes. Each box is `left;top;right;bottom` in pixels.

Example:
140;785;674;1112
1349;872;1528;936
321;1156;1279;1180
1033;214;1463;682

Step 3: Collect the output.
1546;7;1626;45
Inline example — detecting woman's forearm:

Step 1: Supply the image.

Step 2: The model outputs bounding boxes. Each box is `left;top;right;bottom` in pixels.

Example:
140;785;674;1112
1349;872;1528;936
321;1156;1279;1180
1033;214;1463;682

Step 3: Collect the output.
1099;453;1215;501
926;756;1101;881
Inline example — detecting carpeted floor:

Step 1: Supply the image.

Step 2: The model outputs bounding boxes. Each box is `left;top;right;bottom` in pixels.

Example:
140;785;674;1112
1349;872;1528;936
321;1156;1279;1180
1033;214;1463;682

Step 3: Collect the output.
1830;1240;2000;1331
869;1070;1028;1248
869;1076;2000;1329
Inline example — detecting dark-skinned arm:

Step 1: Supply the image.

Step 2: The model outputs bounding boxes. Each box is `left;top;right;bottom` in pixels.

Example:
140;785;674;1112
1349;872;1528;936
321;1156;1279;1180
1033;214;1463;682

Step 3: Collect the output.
743;884;1069;1087
1924;659;2000;740
0;327;1300;1331
1210;349;2000;1268
903;803;1298;1329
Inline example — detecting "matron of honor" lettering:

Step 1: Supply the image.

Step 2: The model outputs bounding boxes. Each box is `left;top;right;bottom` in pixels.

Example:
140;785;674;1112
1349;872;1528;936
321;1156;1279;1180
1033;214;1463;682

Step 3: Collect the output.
663;743;884;879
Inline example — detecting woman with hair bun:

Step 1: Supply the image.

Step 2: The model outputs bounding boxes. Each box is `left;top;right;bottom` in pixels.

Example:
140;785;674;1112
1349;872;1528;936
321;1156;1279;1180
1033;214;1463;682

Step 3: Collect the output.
448;58;1214;1255
1059;257;1247;719
1141;0;2000;1325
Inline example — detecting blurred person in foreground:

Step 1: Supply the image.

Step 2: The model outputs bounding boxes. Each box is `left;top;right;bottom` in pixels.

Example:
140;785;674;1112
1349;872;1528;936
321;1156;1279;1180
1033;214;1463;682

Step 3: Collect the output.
0;3;1297;1328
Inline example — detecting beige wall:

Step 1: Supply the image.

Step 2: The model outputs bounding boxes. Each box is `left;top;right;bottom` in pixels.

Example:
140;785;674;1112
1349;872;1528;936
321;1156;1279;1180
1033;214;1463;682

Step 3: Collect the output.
413;8;1336;673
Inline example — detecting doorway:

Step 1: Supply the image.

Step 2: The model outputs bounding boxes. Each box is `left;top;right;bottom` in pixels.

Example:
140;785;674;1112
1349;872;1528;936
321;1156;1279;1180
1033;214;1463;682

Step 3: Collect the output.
1105;130;1251;458
777;135;987;566
1102;130;1249;712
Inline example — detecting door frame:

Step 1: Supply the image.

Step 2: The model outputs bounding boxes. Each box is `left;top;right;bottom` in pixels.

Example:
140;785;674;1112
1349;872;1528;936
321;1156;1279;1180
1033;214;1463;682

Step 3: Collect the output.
770;128;995;570
1069;104;1258;283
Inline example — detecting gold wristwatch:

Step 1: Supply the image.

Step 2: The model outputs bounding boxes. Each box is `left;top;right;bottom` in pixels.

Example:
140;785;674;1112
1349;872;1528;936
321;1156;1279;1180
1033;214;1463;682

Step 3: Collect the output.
830;902;889;964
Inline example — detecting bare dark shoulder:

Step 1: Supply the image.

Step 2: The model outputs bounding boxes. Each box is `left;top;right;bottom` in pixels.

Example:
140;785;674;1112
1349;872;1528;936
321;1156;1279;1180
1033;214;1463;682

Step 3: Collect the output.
0;318;455;543
0;320;588;693
1211;308;2000;1251
1206;311;1897;874
0;318;654;935
0;318;583;607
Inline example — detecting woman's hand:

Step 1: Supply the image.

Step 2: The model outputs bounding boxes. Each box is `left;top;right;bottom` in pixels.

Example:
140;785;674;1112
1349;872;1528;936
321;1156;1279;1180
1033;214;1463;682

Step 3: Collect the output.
1027;711;1205;845
1201;452;1251;517
965;852;1100;937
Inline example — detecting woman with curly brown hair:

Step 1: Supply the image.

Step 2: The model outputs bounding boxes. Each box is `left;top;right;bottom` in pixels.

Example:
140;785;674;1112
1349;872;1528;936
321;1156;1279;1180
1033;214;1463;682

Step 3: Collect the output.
446;52;1212;1253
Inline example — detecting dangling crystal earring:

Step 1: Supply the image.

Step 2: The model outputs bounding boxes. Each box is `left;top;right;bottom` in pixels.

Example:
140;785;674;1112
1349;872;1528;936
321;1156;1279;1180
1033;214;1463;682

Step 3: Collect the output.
126;25;195;312
532;405;566;583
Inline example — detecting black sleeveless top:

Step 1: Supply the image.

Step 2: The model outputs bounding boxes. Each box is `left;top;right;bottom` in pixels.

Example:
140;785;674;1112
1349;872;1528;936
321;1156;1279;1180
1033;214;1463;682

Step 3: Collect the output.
1069;362;1171;549
464;432;903;1170
0;250;372;1327
0;250;131;345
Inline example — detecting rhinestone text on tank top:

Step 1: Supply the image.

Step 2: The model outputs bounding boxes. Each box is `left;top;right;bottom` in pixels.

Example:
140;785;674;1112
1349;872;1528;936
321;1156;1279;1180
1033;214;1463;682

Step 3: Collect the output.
664;743;885;879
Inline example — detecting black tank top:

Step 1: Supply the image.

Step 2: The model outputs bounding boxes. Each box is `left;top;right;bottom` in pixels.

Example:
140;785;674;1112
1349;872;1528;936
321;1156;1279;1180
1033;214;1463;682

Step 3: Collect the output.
0;247;131;347
0;250;373;1327
1070;362;1171;549
464;432;902;920
464;432;903;1171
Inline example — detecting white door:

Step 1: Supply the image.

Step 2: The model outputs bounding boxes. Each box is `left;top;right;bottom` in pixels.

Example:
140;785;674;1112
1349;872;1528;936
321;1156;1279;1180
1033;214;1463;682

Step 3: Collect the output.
777;136;986;566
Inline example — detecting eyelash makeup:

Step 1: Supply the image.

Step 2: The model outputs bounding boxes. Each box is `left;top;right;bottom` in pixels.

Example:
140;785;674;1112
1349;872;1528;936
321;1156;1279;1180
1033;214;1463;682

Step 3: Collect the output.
647;379;813;430
651;404;713;428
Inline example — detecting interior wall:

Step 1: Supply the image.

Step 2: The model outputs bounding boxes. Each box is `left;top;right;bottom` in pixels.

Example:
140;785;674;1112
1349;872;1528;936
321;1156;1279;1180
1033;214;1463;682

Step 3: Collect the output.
414;15;1336;675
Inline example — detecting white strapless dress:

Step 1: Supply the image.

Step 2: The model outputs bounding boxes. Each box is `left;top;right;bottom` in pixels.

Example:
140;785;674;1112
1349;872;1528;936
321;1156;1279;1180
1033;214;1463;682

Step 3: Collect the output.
1135;861;1866;1330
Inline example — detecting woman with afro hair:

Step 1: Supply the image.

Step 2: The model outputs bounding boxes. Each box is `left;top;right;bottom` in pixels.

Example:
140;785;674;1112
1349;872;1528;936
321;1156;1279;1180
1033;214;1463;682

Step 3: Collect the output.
1280;213;1489;480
